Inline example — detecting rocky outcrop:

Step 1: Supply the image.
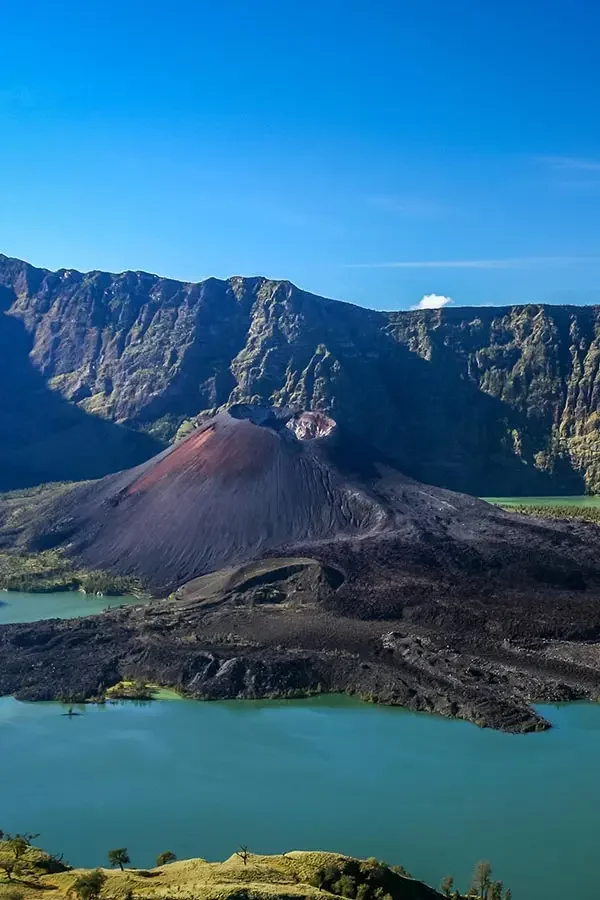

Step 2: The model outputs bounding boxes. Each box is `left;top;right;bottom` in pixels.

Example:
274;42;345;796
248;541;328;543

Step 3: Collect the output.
3;253;600;493
3;543;600;732
5;404;600;732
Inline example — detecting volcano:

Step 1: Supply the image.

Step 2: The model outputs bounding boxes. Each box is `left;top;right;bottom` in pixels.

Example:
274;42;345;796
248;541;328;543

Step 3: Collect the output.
21;402;487;593
4;403;600;733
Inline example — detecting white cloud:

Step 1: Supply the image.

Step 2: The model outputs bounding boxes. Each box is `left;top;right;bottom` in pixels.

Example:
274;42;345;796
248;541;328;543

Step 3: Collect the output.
412;294;454;310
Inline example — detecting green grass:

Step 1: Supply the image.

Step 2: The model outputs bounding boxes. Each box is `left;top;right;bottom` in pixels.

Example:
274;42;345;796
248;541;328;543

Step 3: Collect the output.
485;495;600;508
0;549;144;596
485;494;600;524
0;483;149;597
497;503;600;525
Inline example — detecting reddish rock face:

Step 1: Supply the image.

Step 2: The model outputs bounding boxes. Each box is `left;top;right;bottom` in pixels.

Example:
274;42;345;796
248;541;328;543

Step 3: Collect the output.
287;411;336;441
25;405;393;593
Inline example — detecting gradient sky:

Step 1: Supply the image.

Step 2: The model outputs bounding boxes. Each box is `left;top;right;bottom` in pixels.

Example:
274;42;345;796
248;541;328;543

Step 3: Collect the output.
1;0;599;310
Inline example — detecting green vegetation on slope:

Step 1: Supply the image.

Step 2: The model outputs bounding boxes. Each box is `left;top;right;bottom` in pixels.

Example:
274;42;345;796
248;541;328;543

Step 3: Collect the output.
0;550;142;596
495;503;600;525
9;253;600;495
0;481;81;532
0;484;145;596
0;834;513;900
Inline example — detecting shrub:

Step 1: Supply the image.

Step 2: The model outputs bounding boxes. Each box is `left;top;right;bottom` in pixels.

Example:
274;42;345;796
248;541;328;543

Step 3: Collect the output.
71;869;107;900
332;874;357;898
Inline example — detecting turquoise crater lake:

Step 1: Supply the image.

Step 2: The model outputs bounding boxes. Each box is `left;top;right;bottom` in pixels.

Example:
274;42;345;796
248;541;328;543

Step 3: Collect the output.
0;590;142;624
1;694;599;900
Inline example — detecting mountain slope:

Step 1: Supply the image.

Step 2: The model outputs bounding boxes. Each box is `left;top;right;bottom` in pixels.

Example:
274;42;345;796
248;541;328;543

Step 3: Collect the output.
5;404;600;732
0;845;445;900
3;252;600;493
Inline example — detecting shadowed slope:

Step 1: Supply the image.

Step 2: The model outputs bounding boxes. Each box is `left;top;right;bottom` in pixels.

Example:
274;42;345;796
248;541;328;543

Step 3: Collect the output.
2;251;597;496
22;407;396;591
0;304;162;489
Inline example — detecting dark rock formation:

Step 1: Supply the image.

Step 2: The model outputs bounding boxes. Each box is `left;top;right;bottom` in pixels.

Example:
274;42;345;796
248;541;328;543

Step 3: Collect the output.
4;404;600;732
3;253;600;494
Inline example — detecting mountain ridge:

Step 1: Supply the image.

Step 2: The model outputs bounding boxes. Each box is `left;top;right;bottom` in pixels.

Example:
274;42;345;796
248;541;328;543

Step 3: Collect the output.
3;252;600;494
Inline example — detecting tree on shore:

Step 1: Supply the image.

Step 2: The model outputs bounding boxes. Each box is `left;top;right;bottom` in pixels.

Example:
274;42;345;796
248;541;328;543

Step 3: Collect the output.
236;847;251;866
107;848;130;871
0;855;18;882
71;868;106;900
440;875;454;897
0;832;40;881
470;861;492;899
156;851;176;867
488;881;503;900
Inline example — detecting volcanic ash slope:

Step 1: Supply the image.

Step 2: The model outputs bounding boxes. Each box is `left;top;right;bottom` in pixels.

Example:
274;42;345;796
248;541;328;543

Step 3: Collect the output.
5;403;600;732
24;405;402;591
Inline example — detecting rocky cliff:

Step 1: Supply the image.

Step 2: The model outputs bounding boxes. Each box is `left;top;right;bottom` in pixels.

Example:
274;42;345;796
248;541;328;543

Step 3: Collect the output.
2;252;600;494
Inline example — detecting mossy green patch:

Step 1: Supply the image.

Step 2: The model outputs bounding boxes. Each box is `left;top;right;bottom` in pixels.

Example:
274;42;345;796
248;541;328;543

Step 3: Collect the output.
0;550;145;597
105;681;183;702
497;503;600;525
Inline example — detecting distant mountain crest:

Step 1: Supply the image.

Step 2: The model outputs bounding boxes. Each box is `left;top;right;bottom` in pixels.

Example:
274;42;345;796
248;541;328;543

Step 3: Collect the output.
1;252;600;494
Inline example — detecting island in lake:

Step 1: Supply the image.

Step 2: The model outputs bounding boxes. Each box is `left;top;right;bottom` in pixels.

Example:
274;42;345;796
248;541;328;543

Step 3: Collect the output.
2;403;600;733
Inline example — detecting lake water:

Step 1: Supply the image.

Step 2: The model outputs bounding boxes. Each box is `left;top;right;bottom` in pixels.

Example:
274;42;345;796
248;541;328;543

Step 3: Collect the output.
485;495;600;507
1;694;599;900
0;590;142;624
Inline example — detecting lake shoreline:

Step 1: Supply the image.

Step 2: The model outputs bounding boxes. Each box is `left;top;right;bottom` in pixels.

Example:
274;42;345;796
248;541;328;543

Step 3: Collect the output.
1;693;597;899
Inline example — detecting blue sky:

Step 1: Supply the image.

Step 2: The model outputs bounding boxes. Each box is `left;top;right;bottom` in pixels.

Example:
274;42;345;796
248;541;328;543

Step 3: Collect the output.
1;0;599;310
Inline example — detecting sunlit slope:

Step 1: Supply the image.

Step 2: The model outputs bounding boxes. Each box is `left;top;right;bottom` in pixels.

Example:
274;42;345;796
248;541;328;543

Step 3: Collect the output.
0;847;442;900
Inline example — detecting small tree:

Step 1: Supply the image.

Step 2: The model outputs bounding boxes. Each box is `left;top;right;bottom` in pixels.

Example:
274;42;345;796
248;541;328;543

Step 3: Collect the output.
440;875;454;897
107;848;130;871
470;861;492;900
356;884;370;900
156;851;176;867
9;837;29;863
0;856;19;882
0;833;37;882
236;846;251;866
37;850;70;874
504;891;512;900
332;874;356;898
71;869;107;900
488;881;503;900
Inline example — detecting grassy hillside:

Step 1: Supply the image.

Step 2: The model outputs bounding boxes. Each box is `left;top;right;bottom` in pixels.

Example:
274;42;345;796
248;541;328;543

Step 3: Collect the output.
0;845;448;900
0;840;519;900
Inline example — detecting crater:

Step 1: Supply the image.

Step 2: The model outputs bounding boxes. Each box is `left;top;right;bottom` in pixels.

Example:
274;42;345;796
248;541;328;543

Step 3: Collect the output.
287;410;336;440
